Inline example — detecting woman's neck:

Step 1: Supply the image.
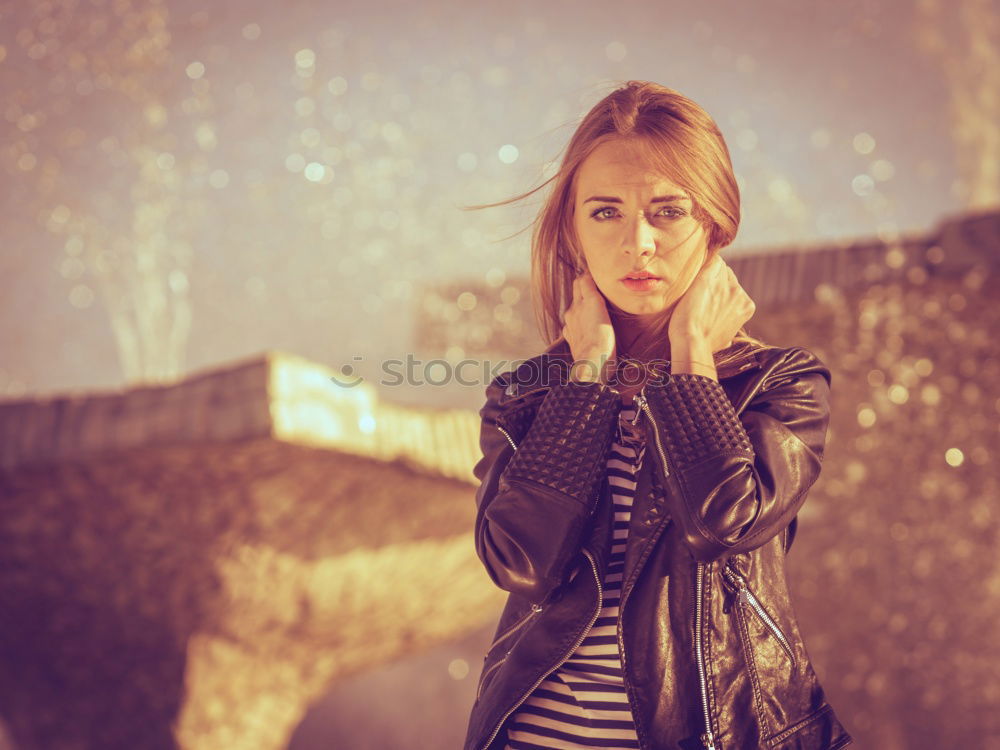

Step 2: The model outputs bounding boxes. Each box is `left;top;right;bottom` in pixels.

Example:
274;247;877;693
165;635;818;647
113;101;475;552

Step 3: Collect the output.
611;311;669;364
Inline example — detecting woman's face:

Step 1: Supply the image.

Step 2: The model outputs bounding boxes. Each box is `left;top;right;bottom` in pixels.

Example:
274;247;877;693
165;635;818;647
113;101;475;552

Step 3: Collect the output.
571;138;710;317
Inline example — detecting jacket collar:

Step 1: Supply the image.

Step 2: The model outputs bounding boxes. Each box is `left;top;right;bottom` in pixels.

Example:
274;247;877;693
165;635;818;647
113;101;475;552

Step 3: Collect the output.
499;338;763;400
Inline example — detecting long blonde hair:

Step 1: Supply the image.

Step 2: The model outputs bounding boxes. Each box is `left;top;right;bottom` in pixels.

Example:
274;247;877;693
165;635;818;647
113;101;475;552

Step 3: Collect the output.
471;80;766;370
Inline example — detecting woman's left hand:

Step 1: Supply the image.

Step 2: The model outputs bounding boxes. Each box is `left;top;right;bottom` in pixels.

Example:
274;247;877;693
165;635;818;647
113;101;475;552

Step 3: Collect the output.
668;254;756;352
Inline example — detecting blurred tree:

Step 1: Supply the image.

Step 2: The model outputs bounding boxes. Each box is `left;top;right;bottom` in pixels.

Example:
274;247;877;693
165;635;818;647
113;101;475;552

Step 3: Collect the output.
913;0;1000;209
1;0;208;384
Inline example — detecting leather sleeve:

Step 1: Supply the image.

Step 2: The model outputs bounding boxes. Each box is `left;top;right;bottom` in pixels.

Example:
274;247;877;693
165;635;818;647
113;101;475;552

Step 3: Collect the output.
643;346;832;563
472;376;620;603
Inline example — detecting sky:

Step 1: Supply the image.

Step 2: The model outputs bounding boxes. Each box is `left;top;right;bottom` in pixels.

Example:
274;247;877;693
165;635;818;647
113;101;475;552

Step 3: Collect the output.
0;0;980;404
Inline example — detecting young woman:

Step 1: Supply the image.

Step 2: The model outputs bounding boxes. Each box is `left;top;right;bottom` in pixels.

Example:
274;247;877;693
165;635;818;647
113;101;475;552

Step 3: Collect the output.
464;81;853;750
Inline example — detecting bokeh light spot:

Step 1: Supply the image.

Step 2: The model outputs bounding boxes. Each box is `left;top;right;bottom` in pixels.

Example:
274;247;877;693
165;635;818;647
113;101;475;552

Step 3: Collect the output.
852;174;875;196
853;132;876;154
457;292;477;311
870;159;895;181
498;144;519;164
303;162;326;182
485;268;506;287
767;178;793;203
69;284;94;309
295;97;316;117
381;122;402;143
17;153;37;171
884;247;905;269
359;414;376;434
448;658;469;680
500;286;520;305
295;49;316;68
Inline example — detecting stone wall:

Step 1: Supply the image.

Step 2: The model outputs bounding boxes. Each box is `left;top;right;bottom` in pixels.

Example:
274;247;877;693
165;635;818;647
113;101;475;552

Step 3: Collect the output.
1;351;481;486
0;357;502;750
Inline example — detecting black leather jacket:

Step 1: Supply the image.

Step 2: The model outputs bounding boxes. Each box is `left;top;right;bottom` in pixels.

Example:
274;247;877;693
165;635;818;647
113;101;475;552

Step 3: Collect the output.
464;339;853;750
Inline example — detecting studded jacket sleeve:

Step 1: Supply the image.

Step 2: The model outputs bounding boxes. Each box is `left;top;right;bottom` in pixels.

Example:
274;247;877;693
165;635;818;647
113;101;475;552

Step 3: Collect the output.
472;376;620;603
642;346;832;562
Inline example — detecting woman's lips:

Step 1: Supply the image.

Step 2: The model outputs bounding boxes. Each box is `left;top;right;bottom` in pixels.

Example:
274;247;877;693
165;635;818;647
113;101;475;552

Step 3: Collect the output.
621;277;664;292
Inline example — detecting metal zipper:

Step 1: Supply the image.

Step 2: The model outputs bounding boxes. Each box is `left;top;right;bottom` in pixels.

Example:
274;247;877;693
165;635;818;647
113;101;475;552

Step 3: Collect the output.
493;382;553;451
694;562;718;750
615;391;668;743
495;424;518;452
635;389;714;748
483;603;543;657
476;653;509;703
634;390;669;477
487;377;551;456
723;566;796;665
477;547;604;750
629;395;644;426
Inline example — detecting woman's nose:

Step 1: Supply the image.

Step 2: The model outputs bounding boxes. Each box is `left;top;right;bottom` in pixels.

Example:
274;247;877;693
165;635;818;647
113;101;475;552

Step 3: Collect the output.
624;213;656;256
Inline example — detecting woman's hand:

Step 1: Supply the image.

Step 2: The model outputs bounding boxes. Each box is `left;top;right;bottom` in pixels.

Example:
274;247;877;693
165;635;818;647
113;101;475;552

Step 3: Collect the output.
562;272;616;383
668;255;755;376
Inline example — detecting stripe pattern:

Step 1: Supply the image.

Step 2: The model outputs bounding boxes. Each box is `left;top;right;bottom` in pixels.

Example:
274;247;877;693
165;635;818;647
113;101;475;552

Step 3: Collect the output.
505;406;645;749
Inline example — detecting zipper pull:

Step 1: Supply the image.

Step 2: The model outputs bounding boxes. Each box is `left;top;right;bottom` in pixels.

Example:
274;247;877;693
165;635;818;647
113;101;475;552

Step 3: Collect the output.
738;586;750;608
631;392;646;425
700;732;717;750
725;567;750;606
733;571;751;606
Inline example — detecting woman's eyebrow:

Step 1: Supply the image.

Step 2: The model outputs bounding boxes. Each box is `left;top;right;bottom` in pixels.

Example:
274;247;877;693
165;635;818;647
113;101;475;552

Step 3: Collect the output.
582;194;691;204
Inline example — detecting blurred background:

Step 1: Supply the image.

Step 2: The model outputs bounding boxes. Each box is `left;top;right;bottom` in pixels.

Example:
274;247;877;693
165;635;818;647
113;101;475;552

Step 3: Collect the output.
0;0;998;749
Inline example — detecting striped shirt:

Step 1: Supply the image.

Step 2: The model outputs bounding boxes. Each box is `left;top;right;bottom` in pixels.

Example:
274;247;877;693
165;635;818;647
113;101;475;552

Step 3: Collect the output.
505;406;645;750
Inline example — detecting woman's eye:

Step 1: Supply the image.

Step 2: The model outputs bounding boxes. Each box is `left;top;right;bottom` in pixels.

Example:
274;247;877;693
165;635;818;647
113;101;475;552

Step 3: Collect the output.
589;206;686;221
658;207;686;219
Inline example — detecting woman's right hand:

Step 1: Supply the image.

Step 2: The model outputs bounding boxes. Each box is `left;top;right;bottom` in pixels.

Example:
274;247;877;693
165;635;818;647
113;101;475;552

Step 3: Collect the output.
561;272;616;383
